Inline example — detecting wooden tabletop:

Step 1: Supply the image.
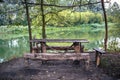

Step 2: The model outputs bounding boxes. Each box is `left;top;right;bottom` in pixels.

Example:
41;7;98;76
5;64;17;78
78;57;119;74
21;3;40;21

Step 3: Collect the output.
30;39;89;43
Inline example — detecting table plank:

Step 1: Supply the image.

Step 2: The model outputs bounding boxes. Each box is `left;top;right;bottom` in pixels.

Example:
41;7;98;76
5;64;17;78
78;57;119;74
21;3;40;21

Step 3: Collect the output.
30;39;89;43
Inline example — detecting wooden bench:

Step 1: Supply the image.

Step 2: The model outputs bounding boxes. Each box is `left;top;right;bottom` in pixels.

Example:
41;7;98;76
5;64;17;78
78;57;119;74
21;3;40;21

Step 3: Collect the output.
24;53;90;70
93;48;106;67
32;45;84;53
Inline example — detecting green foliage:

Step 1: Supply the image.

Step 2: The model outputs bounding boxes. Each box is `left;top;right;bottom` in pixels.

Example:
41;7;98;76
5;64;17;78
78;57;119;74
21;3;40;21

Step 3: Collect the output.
0;0;118;27
107;38;120;52
107;15;114;22
108;4;120;24
0;2;26;26
80;11;103;24
107;3;120;37
109;24;120;38
36;10;103;27
100;54;120;78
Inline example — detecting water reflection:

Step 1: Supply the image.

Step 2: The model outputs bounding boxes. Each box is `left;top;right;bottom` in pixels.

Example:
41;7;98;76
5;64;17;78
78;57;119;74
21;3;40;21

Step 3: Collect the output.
0;58;4;63
0;35;120;63
8;39;19;47
0;36;29;63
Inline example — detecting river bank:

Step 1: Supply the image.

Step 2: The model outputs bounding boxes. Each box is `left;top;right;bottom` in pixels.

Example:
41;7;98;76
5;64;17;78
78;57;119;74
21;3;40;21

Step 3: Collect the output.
0;56;118;80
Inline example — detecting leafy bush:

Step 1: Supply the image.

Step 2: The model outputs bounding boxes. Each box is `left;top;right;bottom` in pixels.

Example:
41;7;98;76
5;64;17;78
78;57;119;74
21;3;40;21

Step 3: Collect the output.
100;54;120;78
107;38;120;52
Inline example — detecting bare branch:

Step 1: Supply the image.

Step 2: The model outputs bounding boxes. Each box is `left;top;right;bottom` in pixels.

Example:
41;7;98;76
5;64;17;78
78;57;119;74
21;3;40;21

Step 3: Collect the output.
22;1;103;8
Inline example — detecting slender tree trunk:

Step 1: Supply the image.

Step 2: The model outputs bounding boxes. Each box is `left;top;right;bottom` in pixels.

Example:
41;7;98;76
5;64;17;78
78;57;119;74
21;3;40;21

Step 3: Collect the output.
25;0;32;52
101;0;108;51
40;0;46;39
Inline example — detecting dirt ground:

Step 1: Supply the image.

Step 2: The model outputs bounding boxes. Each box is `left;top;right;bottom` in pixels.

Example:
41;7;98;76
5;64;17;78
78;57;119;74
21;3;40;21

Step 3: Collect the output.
0;55;118;80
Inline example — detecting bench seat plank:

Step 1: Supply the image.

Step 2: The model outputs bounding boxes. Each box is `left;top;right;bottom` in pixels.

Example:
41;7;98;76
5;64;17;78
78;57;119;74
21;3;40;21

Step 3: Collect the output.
24;53;90;70
93;48;105;54
24;53;89;60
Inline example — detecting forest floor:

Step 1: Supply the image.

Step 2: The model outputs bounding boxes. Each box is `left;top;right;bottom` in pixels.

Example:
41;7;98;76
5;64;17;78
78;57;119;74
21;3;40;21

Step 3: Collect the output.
0;53;119;80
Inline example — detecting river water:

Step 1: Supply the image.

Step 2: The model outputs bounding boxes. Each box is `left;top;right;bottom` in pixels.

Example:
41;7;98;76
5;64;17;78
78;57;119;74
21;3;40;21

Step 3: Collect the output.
0;31;120;63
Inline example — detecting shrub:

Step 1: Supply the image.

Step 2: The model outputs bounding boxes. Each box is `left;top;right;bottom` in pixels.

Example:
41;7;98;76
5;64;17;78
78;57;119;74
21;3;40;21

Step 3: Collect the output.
100;54;120;78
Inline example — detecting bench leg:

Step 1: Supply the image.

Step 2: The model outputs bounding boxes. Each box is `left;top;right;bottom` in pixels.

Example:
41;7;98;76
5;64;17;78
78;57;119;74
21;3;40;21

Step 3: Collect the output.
96;55;100;67
41;60;47;64
85;57;90;70
73;60;80;65
95;51;101;67
24;58;30;67
41;42;47;53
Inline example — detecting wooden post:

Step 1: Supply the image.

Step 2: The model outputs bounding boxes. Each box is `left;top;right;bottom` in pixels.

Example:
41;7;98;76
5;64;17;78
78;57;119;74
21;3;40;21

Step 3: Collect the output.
40;0;46;39
40;0;47;53
73;42;80;53
95;51;102;67
101;0;108;51
85;55;90;70
95;51;99;66
41;42;46;53
25;0;32;53
94;48;106;67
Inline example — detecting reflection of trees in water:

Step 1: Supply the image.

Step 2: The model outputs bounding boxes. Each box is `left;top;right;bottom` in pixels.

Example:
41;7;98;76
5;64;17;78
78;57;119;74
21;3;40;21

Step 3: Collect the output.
0;36;29;61
0;28;119;61
109;25;120;38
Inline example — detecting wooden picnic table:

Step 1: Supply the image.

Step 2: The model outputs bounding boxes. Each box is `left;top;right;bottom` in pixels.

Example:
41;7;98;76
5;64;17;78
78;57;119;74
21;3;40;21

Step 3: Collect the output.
30;39;89;53
25;39;90;70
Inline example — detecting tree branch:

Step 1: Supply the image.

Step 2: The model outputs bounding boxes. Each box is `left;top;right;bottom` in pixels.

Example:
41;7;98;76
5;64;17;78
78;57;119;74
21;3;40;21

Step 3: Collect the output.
22;1;104;8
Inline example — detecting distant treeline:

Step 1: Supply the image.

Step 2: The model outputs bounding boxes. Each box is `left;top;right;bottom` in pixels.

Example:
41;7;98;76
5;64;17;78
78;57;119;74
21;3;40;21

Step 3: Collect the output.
32;10;114;27
0;10;114;27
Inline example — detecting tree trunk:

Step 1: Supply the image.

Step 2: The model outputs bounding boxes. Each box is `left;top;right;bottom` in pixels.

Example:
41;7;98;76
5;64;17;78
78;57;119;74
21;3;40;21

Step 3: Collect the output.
101;0;108;51
40;0;46;39
25;0;32;53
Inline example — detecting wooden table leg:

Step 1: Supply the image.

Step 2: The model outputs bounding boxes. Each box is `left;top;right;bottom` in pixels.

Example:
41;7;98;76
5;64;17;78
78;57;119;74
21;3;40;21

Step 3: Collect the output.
73;42;80;53
41;42;46;53
24;58;30;67
85;56;90;70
